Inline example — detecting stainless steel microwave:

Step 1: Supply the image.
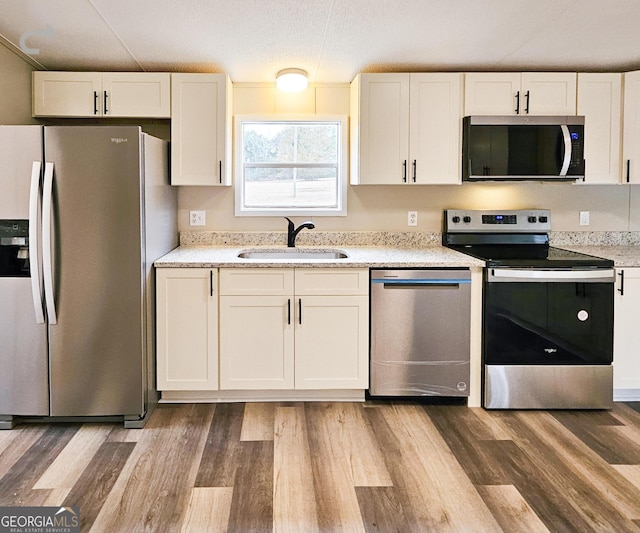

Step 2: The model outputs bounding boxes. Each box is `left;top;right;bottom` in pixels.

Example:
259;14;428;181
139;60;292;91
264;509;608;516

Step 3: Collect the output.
462;115;585;182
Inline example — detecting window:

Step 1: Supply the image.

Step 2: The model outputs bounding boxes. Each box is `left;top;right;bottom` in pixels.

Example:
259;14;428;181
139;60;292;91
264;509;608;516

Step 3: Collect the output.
235;115;347;216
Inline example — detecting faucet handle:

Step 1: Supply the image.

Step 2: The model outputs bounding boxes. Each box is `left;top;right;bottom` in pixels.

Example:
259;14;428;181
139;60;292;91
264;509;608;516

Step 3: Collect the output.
284;217;294;230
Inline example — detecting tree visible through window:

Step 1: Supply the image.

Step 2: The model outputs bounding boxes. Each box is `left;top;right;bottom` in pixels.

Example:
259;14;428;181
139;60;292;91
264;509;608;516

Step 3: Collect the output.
235;116;347;216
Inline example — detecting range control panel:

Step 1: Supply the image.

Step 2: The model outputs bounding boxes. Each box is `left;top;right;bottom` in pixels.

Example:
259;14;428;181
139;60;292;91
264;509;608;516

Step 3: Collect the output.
444;209;551;233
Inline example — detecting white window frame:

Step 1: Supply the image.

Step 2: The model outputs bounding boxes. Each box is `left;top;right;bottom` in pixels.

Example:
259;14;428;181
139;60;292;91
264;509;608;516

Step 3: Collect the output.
234;114;348;216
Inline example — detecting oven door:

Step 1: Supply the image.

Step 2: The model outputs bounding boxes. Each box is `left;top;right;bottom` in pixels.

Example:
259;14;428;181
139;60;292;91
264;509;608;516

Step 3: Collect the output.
484;268;614;365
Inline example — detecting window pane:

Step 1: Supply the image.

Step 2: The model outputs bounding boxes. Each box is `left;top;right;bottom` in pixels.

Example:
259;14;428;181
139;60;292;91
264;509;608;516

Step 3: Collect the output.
243;123;338;164
244;167;338;208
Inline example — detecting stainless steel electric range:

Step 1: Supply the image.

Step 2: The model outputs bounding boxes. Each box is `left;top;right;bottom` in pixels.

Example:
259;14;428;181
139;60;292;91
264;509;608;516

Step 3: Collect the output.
443;209;615;409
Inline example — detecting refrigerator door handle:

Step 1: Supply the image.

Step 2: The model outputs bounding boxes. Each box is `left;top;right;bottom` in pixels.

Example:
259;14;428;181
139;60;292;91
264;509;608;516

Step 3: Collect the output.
42;161;57;324
29;161;45;324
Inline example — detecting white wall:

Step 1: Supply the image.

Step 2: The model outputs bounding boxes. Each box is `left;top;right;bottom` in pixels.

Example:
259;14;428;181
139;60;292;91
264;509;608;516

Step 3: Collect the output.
178;83;640;233
0;43;37;124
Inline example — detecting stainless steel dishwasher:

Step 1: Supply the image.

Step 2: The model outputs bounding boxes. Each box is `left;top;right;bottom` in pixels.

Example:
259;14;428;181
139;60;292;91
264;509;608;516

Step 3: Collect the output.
370;269;471;397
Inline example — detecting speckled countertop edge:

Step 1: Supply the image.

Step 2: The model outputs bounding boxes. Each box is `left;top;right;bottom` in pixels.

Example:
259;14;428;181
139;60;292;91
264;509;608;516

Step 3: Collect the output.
156;230;640;268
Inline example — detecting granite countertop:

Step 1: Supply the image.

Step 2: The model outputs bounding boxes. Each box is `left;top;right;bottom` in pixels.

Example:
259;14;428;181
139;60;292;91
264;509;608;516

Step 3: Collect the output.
557;245;640;267
154;244;484;269
154;230;640;269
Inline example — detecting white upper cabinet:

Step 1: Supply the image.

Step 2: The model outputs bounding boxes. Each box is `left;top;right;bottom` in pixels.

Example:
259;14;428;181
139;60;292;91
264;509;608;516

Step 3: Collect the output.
623;71;640;183
577;73;622;184
351;72;463;185
32;71;170;118
464;72;577;115
171;73;232;186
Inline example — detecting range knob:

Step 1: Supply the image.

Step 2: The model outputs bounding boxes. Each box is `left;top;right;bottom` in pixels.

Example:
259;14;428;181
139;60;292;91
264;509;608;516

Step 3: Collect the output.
452;216;461;223
463;216;472;223
539;216;548;223
528;216;537;223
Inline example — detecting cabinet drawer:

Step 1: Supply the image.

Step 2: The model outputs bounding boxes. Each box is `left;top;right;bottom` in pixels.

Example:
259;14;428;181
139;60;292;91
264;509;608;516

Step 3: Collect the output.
220;268;294;295
295;268;369;295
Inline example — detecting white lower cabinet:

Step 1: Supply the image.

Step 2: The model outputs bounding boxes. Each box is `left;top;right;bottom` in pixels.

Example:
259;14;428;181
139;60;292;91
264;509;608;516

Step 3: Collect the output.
156;268;218;391
219;268;369;390
613;268;640;398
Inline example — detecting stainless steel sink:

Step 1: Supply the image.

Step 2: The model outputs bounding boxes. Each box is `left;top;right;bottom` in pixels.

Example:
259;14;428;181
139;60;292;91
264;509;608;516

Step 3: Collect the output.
237;248;348;260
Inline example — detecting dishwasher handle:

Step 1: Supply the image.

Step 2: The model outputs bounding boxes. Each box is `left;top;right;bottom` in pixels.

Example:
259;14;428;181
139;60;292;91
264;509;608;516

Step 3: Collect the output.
372;278;471;288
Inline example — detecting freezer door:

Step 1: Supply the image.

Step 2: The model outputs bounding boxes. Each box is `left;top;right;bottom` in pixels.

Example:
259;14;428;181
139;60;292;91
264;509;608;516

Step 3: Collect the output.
0;126;49;416
44;126;146;417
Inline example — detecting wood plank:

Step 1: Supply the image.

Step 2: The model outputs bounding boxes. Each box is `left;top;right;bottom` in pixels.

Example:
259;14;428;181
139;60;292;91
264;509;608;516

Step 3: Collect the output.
613;465;640;491
227;440;273;533
425;405;511;485
487;411;640;531
0;424;79;506
240;402;275;441
355;486;409;533
511;411;640;520
476;485;550;533
366;404;501;532
0;426;47;478
273;406;319;533
306;403;392;487
34;424;113;489
305;404;366;532
62;441;135;532
195;402;244;487
180;487;233;533
90;404;214;532
40;488;71;507
552;410;640;465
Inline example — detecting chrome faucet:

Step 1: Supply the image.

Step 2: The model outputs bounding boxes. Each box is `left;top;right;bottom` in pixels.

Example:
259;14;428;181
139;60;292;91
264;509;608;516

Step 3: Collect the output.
285;217;315;247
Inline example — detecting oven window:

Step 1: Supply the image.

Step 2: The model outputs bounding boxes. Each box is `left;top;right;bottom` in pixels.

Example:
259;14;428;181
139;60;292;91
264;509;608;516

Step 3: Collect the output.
483;281;613;365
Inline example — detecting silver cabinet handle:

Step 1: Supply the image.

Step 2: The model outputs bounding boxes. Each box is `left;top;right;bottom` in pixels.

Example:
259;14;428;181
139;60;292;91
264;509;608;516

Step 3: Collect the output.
29;161;45;324
42;161;57;324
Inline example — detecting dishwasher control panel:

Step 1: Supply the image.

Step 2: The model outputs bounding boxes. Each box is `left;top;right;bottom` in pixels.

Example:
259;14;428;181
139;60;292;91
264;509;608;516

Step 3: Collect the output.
444;209;551;233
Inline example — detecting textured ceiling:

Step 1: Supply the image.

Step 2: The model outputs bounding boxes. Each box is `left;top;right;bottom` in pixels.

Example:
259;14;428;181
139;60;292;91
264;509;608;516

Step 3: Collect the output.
1;0;639;82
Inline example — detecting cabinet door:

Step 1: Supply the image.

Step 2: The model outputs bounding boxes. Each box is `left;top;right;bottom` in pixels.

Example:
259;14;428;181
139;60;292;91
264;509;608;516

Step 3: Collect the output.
171;73;232;186
410;73;463;184
623;71;640;183
614;268;640;394
464;73;521;115
295;295;369;389
219;295;294;389
156;268;218;391
102;73;170;117
33;71;102;117
353;73;410;184
577;73;622;184
521;72;577;115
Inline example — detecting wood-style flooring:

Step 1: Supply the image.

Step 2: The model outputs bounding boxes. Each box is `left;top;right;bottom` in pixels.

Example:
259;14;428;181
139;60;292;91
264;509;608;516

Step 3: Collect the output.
1;401;640;532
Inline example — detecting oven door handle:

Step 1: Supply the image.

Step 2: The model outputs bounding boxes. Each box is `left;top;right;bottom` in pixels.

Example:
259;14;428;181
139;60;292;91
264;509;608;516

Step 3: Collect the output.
489;268;615;283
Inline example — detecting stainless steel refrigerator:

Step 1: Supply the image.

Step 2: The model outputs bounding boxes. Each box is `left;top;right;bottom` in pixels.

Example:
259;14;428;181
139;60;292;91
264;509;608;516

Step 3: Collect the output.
0;125;177;429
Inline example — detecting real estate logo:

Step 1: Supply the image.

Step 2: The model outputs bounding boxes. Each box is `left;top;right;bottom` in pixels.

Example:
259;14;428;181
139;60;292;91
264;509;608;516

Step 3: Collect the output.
0;506;80;533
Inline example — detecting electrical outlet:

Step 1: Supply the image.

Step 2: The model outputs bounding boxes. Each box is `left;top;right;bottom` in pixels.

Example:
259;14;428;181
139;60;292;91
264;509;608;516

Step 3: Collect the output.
579;211;590;226
407;211;418;227
190;210;206;226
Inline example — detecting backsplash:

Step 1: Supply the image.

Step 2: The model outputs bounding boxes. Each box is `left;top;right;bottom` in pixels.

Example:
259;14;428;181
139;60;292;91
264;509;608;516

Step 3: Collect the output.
180;231;442;247
180;230;640;247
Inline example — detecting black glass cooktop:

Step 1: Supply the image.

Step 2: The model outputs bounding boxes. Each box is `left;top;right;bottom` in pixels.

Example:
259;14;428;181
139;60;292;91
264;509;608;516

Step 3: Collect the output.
448;244;613;268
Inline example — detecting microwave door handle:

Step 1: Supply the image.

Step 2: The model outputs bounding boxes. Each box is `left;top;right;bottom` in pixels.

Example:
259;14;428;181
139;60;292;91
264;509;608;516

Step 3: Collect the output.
29;161;45;324
560;124;571;176
42;161;57;325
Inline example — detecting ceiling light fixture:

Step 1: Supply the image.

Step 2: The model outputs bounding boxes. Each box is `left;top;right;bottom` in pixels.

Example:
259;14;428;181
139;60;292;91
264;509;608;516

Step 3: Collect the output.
276;68;308;92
